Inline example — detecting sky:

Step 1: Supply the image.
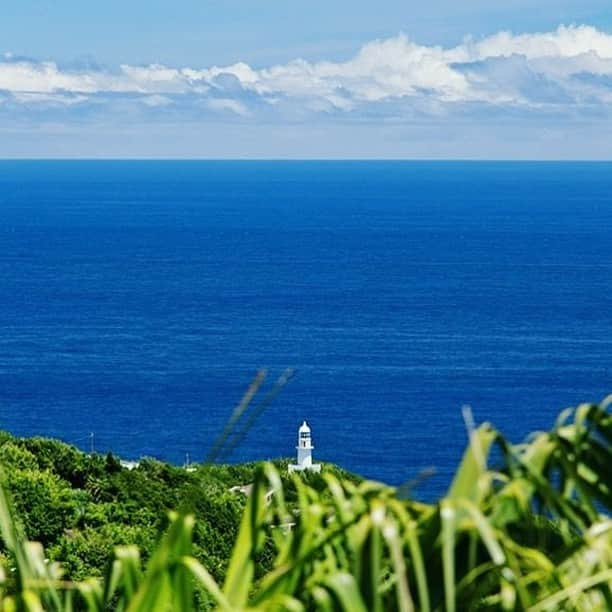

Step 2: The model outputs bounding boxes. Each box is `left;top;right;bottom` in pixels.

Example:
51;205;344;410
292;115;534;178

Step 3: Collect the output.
2;1;612;158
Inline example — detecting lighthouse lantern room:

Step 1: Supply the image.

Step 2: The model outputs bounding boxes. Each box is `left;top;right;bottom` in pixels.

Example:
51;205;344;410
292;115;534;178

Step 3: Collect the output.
288;421;321;473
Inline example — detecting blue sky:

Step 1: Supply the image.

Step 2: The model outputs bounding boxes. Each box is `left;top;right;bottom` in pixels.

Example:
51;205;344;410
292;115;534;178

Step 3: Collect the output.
2;1;612;158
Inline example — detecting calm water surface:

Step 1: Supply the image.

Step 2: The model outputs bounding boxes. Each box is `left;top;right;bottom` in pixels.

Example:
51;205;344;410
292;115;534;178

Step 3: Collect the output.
1;161;611;499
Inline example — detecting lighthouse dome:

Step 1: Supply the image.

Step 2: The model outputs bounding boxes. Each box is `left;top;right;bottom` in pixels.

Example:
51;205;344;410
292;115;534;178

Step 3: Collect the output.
299;421;311;433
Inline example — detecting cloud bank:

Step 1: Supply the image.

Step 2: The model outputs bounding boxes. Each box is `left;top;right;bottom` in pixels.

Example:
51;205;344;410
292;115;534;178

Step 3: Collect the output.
2;25;612;119
3;25;612;158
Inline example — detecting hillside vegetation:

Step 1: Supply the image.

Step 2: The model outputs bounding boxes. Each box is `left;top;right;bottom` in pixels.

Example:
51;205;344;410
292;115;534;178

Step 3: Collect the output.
0;433;351;588
0;397;611;610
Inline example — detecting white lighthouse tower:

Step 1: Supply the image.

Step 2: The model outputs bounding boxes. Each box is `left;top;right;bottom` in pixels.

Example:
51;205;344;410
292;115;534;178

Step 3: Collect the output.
288;421;321;473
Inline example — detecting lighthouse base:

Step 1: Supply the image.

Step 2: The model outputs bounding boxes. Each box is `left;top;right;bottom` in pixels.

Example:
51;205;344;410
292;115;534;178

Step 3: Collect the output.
288;463;321;474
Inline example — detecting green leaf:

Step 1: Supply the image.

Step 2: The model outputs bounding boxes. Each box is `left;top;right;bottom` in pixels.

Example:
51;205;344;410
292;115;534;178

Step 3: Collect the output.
447;424;497;502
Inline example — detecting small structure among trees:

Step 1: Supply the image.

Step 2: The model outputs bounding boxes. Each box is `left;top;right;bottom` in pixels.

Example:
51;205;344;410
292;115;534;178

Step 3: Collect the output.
288;421;321;473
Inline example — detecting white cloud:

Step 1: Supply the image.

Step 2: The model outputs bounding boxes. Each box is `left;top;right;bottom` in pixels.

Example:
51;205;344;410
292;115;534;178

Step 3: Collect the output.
464;25;612;61
206;98;249;116
1;25;612;117
11;91;89;105
141;94;173;107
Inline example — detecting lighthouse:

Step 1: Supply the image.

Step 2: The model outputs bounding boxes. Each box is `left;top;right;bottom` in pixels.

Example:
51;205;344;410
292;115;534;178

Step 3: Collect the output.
289;421;321;473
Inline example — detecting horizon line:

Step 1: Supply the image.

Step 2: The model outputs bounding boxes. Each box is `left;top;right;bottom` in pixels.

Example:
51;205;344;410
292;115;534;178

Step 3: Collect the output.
1;157;612;163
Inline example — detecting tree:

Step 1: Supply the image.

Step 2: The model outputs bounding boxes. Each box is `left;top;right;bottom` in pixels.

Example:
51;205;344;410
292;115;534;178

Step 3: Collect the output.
7;469;76;546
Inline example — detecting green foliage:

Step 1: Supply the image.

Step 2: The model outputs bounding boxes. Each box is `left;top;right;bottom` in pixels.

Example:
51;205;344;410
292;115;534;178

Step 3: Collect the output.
0;433;266;592
0;397;610;610
0;443;38;472
7;469;76;547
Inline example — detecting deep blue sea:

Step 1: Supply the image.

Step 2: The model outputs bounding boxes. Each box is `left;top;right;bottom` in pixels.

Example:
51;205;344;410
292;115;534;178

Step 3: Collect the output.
1;161;611;499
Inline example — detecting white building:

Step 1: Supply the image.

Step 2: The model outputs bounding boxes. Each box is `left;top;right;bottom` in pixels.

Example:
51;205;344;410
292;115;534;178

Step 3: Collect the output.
288;421;321;473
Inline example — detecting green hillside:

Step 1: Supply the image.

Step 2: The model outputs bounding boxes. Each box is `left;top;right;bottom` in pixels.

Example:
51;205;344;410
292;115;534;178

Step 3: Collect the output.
0;397;610;610
0;432;352;587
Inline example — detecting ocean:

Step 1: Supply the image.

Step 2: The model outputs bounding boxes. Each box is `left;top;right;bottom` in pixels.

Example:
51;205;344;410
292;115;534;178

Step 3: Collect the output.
1;160;611;499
